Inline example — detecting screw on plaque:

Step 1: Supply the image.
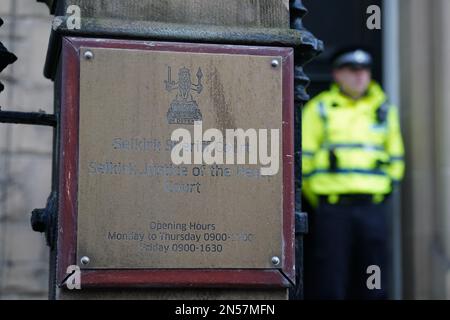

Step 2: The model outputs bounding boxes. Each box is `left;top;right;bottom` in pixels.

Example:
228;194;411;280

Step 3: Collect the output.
80;256;90;265
84;50;94;60
271;256;281;266
271;59;280;68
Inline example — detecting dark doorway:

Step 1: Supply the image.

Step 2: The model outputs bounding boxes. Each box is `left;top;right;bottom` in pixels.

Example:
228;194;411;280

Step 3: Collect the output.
302;0;383;98
300;0;386;300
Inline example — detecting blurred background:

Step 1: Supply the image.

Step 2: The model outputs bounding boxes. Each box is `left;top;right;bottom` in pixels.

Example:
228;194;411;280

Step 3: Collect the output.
0;0;449;299
303;0;450;300
0;1;52;299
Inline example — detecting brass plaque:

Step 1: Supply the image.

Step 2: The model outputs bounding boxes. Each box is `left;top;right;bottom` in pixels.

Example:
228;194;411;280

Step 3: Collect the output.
77;46;283;269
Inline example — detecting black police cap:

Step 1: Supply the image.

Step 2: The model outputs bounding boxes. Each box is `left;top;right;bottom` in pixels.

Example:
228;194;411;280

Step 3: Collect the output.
331;46;373;69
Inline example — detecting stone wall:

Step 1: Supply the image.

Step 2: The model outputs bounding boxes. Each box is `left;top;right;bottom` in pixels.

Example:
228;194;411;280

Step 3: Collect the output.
0;0;52;299
399;0;450;299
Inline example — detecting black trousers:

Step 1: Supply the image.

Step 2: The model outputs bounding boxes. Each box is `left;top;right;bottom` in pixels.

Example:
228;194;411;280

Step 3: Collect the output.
304;197;388;300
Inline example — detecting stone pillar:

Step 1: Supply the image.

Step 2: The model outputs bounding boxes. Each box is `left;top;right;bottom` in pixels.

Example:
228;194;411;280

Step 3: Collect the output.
399;0;450;299
35;0;321;300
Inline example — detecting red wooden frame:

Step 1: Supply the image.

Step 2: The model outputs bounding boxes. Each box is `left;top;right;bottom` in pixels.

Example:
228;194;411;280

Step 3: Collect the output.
59;37;294;288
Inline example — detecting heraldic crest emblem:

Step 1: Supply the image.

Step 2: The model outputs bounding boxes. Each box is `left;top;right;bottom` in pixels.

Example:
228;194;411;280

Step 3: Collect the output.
165;66;203;125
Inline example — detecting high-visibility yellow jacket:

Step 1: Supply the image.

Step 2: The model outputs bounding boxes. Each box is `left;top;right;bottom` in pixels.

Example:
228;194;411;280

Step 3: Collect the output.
302;81;405;206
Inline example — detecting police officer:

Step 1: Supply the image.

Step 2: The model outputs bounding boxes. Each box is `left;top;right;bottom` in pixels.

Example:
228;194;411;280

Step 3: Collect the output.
302;47;405;299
